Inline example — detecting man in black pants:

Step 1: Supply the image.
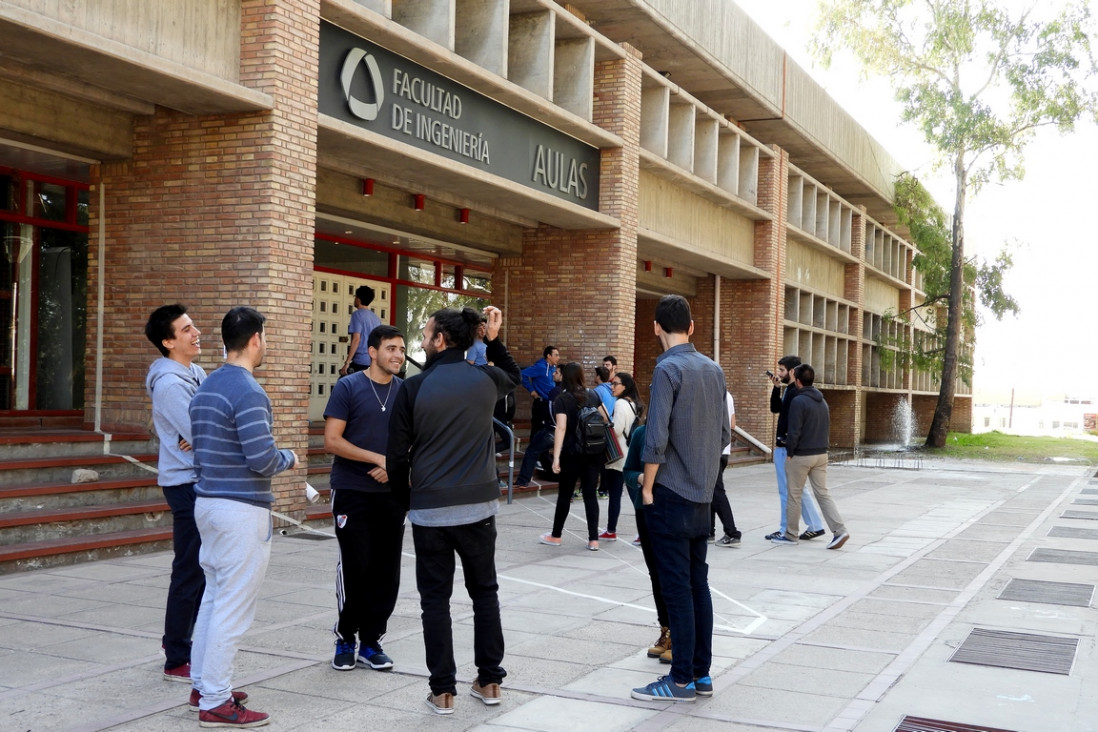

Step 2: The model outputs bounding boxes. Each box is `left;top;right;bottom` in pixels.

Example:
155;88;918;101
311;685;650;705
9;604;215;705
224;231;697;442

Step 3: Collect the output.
388;306;520;715
324;325;407;672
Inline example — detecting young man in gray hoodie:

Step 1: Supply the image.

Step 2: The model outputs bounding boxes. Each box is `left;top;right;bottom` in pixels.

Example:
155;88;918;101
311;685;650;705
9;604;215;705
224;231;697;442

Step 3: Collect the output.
773;363;850;550
145;304;207;683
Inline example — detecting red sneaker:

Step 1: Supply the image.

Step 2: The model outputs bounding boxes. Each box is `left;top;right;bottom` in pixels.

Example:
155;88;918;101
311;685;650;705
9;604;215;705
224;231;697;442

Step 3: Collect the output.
598;531;617;540
163;663;191;682
198;698;268;728
189;688;249;711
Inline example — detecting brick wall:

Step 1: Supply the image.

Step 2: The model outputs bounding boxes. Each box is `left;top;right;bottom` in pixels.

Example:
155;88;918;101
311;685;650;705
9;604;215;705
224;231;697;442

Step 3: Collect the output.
87;0;320;518
496;47;643;422
825;389;859;448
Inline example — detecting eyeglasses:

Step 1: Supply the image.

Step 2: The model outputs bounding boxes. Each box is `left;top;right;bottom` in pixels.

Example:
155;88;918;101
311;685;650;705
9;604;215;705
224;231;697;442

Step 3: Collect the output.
611;381;622;386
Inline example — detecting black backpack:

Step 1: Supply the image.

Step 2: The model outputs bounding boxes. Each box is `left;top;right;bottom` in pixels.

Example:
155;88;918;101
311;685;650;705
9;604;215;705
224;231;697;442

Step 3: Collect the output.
573;391;608;456
623;401;644;446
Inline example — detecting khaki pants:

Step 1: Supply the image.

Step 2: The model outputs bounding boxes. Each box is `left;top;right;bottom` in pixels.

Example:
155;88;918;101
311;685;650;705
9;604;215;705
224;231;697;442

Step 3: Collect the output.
784;453;847;540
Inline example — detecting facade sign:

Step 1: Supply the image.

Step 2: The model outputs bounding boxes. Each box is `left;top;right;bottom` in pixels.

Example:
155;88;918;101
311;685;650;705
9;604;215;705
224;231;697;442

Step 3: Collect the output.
319;21;600;210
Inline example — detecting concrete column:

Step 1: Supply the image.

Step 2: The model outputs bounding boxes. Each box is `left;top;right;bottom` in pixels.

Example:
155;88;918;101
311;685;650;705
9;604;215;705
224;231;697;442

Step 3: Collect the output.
88;0;320;518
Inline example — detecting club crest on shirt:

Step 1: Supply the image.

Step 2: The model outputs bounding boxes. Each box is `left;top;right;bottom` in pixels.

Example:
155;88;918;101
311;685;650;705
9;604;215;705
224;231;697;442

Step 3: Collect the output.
337;514;348;529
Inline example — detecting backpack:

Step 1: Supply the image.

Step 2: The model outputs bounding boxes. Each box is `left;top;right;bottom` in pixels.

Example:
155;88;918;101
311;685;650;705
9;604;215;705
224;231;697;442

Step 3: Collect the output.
623;401;644;446
573;391;608;456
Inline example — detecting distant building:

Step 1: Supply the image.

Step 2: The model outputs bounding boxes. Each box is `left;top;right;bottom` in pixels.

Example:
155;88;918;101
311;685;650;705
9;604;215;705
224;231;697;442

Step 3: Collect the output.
0;1;969;518
974;395;1097;437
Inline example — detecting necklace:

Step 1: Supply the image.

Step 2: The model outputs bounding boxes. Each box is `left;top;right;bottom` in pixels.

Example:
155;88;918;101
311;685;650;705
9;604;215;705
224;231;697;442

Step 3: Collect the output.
366;372;393;412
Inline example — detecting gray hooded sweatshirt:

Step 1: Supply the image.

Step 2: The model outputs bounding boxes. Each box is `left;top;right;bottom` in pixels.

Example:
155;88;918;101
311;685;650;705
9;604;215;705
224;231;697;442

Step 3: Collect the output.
146;357;206;487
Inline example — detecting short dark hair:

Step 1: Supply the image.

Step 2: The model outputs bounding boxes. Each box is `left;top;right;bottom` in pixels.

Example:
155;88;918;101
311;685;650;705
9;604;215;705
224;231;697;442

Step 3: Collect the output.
543;345;558;359
602;355;617;366
355;285;375;306
654;295;691;335
428;306;480;351
145;304;188;358
221;306;265;353
793;363;815;387
594;366;610;383
778;355;802;370
367;324;403;350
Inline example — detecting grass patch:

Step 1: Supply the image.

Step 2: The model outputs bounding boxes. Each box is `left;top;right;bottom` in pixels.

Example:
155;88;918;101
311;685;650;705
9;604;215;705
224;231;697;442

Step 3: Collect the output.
921;431;1098;464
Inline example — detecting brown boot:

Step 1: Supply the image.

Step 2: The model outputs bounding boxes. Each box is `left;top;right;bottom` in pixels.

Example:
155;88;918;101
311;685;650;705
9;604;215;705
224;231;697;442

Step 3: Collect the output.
647;626;671;658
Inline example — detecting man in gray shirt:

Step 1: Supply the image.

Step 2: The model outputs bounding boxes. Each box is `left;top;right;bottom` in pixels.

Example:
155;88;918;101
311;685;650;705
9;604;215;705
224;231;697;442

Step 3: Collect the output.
632;295;730;703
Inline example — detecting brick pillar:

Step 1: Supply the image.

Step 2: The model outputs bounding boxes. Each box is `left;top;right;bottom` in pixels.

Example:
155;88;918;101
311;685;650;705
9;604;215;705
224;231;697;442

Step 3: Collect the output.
87;0;319;518
840;209;866;446
495;45;642;414
723;146;787;445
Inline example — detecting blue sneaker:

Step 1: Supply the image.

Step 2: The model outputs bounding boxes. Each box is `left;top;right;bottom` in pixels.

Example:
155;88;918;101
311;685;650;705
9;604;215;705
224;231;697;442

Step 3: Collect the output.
357;644;394;670
770;534;797;545
630;675;696;702
693;676;713;696
331;638;356;670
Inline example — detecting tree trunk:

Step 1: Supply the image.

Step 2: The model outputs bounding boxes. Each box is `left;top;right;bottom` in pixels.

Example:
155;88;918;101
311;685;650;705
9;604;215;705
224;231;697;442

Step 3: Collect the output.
926;153;967;447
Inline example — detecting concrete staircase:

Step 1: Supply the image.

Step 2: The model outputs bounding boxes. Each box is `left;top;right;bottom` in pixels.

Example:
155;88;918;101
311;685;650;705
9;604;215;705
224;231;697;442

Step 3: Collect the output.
0;421;168;574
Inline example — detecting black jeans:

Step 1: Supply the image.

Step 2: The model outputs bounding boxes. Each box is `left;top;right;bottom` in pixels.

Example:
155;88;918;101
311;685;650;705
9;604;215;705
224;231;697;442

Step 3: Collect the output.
552;453;601;540
162;483;205;670
332;489;406;646
602;468;625;533
516;426;554;485
530;398;550;438
710;455;741;539
413;517;506;695
645;483;713;685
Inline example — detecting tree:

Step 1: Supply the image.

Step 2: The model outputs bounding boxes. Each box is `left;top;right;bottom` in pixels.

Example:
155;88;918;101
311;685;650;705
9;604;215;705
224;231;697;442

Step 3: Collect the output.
813;0;1098;446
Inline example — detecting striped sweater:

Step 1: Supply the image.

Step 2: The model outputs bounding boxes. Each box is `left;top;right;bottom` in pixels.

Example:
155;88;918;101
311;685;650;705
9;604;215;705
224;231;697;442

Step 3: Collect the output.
189;364;295;506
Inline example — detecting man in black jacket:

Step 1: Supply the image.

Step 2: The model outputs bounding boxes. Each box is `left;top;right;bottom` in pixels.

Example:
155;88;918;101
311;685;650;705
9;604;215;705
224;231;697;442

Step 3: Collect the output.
387;305;520;716
771;364;850;550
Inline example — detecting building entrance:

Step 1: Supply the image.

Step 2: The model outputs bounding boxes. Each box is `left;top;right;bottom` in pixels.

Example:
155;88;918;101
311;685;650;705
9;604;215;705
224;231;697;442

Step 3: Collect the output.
0;167;89;412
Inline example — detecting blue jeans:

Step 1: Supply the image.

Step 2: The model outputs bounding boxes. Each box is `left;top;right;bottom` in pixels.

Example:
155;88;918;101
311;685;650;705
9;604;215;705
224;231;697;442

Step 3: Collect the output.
516;427;554;485
162;483;205;670
413;517;506;696
191;498;272;710
774;446;823;532
644;483;713;685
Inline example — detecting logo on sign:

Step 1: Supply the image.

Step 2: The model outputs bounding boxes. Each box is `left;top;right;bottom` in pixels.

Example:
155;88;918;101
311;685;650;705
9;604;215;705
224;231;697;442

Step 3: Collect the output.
341;49;384;121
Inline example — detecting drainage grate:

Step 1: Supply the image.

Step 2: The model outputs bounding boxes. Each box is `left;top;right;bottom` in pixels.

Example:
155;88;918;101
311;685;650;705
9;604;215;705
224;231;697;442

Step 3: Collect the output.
1072;498;1098;505
1061;510;1098;520
894;715;1018;732
1048;526;1098;540
950;628;1077;674
998;578;1094;607
1080;488;1098;495
1028;548;1098;566
280;531;335;541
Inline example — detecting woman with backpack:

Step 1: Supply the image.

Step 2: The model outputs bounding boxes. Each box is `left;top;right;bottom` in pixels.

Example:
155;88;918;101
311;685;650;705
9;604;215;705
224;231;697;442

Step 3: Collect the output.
599;372;644;542
539;362;606;551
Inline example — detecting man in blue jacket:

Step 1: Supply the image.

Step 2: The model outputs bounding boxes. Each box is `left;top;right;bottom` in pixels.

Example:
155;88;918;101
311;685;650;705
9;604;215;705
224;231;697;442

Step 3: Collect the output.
520;345;559;438
189;307;299;728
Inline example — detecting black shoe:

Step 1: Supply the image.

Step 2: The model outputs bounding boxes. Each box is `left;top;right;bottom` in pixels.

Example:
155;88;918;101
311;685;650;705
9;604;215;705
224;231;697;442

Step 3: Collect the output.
799;529;826;540
764;531;783;540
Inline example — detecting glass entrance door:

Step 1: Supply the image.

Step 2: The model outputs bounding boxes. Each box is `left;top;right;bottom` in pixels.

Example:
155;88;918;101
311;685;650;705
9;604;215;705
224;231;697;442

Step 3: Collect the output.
0;169;88;412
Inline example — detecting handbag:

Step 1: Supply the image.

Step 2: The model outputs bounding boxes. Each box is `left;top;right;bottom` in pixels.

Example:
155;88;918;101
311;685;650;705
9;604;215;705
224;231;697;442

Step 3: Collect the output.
603;422;624;464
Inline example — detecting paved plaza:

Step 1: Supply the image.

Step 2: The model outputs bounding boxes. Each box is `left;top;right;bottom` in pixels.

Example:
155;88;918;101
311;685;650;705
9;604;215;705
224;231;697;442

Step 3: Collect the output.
2;457;1096;731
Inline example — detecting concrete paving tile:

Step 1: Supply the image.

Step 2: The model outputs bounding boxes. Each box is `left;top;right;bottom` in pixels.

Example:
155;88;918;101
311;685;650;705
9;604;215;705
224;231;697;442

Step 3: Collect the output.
773;644;895;675
4;690;140;731
737;660;876;698
846;597;946;619
0;649;104;686
927;539;1012;562
488;695;657;732
0;619;99;651
801;625;917;654
704;684;850;726
828;611;933;635
496;654;594;688
1;592;112;618
49;561;167;583
870;585;958;604
64;580;167;608
711;635;771;661
258;662;423;703
62;601;165;633
561;665;664;698
40;631;156;665
888;560;988;590
664;719;788;732
0;571;105;594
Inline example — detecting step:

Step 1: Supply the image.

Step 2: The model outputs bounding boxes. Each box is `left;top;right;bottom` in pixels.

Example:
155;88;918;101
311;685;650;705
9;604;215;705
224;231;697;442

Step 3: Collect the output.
0;476;163;512
0;499;171;544
0;526;172;574
0;453;158;487
0;430;156;459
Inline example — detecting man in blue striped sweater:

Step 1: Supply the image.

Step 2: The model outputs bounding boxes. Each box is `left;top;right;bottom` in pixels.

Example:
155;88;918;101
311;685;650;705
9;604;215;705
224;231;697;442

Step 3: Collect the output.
188;307;299;728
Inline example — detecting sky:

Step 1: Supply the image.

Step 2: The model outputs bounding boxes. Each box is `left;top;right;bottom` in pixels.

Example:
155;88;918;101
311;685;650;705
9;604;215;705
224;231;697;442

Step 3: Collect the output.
736;1;1098;406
